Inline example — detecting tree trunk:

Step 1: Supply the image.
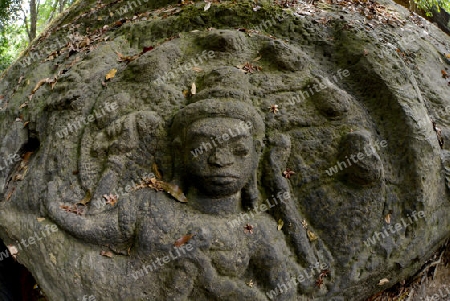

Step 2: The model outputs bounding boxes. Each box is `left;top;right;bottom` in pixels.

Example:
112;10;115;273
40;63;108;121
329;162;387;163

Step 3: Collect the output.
409;0;418;13
29;0;37;42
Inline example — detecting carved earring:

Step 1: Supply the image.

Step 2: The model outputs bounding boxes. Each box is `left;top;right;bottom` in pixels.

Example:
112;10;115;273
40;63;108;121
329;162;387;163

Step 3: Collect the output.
242;171;259;210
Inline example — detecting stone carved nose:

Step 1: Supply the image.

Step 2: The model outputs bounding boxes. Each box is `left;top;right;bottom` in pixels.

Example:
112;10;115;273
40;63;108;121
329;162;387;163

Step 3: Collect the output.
208;147;233;167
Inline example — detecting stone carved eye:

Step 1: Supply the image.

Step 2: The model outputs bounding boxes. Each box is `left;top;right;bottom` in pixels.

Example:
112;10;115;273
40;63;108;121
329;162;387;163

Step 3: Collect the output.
233;143;249;156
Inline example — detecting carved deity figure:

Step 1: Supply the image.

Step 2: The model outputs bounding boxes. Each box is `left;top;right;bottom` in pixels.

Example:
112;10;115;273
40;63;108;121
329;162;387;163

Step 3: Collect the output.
46;99;320;300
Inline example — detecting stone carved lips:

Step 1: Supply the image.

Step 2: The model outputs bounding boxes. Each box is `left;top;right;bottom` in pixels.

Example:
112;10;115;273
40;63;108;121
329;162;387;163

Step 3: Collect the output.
208;174;240;185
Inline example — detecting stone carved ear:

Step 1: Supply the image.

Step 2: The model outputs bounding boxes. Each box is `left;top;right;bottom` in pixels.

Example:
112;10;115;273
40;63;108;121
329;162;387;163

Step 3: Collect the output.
337;130;384;186
242;170;259;210
170;135;186;189
254;139;264;154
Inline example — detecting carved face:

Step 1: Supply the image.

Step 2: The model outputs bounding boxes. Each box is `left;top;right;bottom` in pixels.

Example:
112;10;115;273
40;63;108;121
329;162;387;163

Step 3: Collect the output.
184;117;258;197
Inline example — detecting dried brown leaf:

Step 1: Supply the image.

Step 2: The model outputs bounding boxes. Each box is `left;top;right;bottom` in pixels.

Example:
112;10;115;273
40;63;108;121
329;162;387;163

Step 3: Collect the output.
301;219;308;229
152;163;163;180
6;187;15;201
174;234;193;247
307;229;318;241
159;182;188;203
7;245;18;259
277;218;284;231
191;82;197;95
37;217;46;222
100;250;114;258
142;46;154;54
378;278;389;285
31;78;50;95
103;193;118;206
244;224;254;234
384;214;391;224
105;69;117;80
49;253;57;264
78;190;92;205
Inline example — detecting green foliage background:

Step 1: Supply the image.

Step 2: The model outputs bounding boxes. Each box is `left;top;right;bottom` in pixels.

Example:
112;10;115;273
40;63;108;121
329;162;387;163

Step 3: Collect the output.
414;0;450;15
0;0;74;72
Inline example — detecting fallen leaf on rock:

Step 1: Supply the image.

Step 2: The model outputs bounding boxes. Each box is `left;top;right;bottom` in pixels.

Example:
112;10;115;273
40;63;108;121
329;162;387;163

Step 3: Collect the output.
78;190;92;205
282;168;295;179
50;253;57;264
307;229;318;241
23;121;30;128
100;250;114;258
246;279;254;287
5;187;15;201
277;219;284;231
204;1;211;11
269;104;279;114
319;269;331;278
103;193;118;206
37;217;46;222
19;102;28;109
315;277;324;288
174;234;194;247
237;61;262;74
159;182;188;203
134;177;188;203
302;219;308;229
378;278;389;285
31;78;49;94
253;56;262;62
117;52;139;63
60;204;84;215
442;69;449;79
192;66;203;72
105;69;117;80
152;163;163;179
244;223;254;234
7;245;18;259
191;83;196;95
385;214;391;224
142;46;154;54
30;77;56;97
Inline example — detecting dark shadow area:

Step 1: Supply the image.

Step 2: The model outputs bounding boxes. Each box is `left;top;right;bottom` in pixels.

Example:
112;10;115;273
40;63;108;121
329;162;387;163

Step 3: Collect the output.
0;238;47;301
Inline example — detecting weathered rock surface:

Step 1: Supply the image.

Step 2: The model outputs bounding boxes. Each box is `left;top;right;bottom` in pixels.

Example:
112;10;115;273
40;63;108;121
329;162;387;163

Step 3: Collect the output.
0;0;449;300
